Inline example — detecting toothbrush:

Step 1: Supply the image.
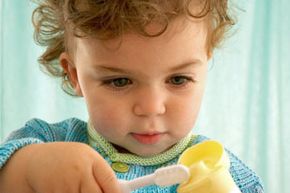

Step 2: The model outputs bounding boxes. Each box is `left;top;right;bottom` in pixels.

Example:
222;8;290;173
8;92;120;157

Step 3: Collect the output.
119;164;190;193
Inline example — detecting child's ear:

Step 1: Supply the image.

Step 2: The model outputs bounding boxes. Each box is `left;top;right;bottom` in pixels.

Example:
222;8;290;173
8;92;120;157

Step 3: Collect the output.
59;52;83;96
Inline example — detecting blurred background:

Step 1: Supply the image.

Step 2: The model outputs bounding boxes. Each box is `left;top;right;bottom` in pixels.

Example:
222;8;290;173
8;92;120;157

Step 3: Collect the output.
1;0;289;192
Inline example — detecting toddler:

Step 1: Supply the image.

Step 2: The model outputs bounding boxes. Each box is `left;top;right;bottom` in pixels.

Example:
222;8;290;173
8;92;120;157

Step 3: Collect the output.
0;0;264;192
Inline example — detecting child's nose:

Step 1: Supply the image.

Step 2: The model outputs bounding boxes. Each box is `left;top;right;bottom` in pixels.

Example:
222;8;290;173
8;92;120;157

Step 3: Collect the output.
133;87;166;117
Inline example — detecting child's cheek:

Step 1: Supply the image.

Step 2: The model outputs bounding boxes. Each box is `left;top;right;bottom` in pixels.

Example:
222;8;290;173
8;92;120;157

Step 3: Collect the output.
91;105;130;134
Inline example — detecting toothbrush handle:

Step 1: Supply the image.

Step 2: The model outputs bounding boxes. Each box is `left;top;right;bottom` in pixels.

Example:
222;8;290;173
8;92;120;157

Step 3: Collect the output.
119;174;155;193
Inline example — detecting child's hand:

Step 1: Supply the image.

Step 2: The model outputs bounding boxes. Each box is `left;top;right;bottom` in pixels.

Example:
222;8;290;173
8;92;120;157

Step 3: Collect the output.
0;142;121;193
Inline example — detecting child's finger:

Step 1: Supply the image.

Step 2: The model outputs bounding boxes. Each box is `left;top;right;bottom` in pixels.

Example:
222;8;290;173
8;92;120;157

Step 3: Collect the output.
92;159;121;193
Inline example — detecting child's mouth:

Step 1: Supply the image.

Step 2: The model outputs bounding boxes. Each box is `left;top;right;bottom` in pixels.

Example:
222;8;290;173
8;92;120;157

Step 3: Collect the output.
131;133;162;145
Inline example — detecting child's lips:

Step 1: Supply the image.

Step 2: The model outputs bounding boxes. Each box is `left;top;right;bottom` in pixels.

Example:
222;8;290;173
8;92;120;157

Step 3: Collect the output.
131;132;163;145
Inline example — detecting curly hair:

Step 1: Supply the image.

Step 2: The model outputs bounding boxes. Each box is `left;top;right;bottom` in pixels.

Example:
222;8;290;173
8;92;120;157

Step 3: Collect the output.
32;0;235;96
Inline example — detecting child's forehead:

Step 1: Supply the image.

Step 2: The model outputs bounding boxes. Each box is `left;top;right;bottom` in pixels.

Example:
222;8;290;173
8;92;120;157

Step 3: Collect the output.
72;17;208;66
74;17;207;50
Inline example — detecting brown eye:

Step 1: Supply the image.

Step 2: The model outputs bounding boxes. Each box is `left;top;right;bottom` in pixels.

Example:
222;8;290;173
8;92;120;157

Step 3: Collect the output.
169;76;191;85
112;78;131;87
109;78;132;87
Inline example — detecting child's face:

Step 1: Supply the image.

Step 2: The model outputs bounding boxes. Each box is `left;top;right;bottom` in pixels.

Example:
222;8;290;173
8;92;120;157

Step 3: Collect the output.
61;18;209;156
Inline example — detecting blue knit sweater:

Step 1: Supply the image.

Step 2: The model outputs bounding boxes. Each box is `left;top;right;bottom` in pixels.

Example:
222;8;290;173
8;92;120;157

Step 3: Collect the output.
0;118;264;193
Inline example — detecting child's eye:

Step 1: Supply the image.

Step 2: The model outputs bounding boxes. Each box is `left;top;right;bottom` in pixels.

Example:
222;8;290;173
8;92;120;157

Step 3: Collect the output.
167;75;194;86
102;78;132;88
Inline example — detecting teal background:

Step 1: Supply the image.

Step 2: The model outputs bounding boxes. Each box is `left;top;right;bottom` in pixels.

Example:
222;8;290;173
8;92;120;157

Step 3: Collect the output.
1;0;289;192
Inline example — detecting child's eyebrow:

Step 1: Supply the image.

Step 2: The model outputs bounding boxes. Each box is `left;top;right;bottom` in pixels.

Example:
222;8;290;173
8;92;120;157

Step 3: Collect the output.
169;59;202;72
93;66;131;74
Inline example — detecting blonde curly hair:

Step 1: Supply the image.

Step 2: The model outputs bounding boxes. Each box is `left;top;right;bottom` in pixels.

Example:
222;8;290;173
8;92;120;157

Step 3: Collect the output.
32;0;235;96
